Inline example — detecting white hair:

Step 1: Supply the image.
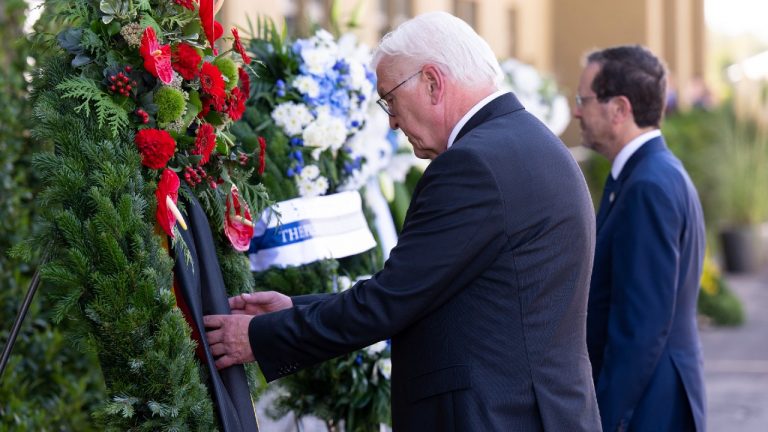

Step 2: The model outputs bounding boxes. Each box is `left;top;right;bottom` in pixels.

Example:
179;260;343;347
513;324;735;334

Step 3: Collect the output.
371;11;503;89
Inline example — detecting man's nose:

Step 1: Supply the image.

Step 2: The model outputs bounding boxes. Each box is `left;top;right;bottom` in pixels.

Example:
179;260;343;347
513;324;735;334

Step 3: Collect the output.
389;115;399;130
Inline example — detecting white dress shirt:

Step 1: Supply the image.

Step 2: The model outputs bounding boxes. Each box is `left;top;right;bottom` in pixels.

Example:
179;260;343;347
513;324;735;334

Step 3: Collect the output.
447;90;509;149
611;129;662;179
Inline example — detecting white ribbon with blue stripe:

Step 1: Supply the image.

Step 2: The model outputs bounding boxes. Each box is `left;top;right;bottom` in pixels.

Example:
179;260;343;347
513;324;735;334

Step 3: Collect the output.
249;190;377;271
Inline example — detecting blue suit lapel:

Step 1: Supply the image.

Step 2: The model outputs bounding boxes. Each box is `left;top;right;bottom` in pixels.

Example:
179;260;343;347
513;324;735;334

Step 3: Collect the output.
596;136;668;233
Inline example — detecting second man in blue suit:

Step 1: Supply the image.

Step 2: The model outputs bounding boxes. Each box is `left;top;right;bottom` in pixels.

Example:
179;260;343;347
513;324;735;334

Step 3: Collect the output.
574;45;706;432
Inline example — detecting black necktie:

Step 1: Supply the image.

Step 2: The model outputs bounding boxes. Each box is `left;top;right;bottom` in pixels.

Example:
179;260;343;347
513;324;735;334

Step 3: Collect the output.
596;174;616;230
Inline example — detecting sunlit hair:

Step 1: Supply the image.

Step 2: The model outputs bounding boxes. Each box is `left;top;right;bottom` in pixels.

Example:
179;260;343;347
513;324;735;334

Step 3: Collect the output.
371;11;502;89
586;45;667;128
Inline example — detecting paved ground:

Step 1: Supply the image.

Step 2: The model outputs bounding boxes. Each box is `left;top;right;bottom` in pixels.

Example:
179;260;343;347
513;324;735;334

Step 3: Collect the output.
255;272;768;431
701;271;768;432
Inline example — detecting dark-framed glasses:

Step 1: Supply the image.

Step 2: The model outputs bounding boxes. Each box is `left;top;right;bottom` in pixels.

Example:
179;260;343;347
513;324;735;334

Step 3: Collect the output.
377;70;422;116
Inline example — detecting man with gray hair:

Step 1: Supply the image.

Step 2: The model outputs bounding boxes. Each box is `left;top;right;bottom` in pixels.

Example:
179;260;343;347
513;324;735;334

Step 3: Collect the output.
205;11;600;430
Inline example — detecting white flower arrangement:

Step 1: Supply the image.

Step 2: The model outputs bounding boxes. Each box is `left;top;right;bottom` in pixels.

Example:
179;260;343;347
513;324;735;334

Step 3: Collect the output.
500;58;571;136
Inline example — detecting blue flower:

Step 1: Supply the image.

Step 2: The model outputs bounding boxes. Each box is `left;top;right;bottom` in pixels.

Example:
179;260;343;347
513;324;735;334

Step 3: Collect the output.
355;353;363;365
290;137;304;146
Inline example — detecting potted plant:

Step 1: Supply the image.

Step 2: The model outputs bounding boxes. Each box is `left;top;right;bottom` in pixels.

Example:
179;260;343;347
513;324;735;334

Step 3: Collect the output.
713;110;768;273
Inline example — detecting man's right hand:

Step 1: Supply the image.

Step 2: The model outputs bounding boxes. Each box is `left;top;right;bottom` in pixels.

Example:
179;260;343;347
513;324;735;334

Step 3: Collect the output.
228;291;293;316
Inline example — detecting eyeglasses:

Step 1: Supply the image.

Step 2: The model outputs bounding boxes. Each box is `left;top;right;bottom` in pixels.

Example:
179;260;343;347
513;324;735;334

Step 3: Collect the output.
574;95;597;107
376;70;422;116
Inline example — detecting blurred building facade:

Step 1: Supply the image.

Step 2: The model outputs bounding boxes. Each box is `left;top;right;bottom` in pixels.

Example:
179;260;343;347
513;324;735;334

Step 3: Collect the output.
221;0;706;145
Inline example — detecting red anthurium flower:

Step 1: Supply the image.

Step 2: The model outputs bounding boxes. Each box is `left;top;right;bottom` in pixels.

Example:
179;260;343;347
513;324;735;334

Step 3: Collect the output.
172;43;202;80
139;27;173;84
258;136;267;175
231;27;251;64
199;0;224;54
156;168;182;238
135;128;176;169
224;184;254;251
192;123;217;165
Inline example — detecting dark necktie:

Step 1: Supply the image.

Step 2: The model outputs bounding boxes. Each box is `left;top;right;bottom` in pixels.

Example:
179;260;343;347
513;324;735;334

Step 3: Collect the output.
595;174;617;230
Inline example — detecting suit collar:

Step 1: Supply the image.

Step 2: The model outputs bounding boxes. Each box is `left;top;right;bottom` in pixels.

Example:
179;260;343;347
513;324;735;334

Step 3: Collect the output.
453;92;525;144
616;135;667;183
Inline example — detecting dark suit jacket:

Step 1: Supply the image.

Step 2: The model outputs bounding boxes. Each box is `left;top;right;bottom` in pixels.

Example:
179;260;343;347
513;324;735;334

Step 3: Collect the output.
249;93;601;431
587;136;706;432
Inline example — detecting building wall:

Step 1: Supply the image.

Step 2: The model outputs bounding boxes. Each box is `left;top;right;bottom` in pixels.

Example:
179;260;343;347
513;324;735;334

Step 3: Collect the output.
221;0;705;145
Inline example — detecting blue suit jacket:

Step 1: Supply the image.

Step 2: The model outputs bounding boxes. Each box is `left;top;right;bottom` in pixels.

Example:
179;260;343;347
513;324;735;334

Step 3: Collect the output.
587;136;706;431
250;93;601;431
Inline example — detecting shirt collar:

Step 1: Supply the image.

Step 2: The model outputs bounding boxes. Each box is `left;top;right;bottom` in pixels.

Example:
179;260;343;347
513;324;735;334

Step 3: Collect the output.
611;129;662;179
447;90;508;149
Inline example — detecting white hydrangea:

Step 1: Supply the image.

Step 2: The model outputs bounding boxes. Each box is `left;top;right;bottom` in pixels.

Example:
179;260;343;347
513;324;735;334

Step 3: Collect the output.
299;164;320;181
302;113;348;153
296;164;329;197
499;58;571;136
376;358;392;380
301;46;335;76
365;341;388;356
272;102;314;136
292;75;320;99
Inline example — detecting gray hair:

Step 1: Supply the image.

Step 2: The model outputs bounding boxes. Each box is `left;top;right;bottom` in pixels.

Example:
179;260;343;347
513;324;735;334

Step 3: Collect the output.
371;11;503;89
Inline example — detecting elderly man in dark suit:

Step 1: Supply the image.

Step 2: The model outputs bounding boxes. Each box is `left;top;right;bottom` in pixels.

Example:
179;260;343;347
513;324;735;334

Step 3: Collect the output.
205;12;600;431
574;45;706;432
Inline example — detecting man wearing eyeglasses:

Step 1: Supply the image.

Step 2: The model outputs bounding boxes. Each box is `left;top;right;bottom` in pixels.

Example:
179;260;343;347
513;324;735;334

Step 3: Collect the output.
205;11;600;431
574;45;706;432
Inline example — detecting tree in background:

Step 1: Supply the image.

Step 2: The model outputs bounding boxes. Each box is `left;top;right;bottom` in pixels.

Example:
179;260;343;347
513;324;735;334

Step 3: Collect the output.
0;1;104;429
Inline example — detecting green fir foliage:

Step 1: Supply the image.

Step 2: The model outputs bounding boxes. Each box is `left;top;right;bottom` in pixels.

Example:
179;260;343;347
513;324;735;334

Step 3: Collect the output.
27;52;216;430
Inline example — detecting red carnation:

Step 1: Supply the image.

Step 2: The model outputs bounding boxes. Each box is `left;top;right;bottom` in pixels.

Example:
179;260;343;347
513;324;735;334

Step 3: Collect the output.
135;128;176;169
238;67;250;97
224;184;254;251
172;43;202;80
226;87;246;121
192;123;217;165
173;0;195;10
200;62;227;108
231;27;251;64
139;27;173;84
258;136;267;175
155;168;181;238
199;0;223;54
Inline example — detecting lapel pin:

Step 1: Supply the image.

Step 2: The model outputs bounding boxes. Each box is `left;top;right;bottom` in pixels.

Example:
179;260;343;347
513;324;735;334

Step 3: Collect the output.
609;192;615;203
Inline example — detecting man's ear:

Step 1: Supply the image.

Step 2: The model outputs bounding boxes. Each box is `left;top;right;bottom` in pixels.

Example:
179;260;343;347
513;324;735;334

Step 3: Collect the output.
611;95;634;125
422;65;444;104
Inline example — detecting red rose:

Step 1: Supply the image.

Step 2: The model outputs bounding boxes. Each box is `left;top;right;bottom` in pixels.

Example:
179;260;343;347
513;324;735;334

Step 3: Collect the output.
192;123;217;165
226;87;246;121
200;62;226;109
224;184;254;251
155;168;181;238
231;27;251;64
135;128;176;169
139;27;173;84
172;43;202;80
173;0;194;10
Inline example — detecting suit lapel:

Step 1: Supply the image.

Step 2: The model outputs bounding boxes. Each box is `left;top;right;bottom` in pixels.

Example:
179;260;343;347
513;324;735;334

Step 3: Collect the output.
596;136;667;233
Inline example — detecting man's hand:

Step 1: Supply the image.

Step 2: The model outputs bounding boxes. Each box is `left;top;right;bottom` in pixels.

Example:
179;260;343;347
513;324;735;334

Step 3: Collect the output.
203;314;256;369
229;291;293;316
